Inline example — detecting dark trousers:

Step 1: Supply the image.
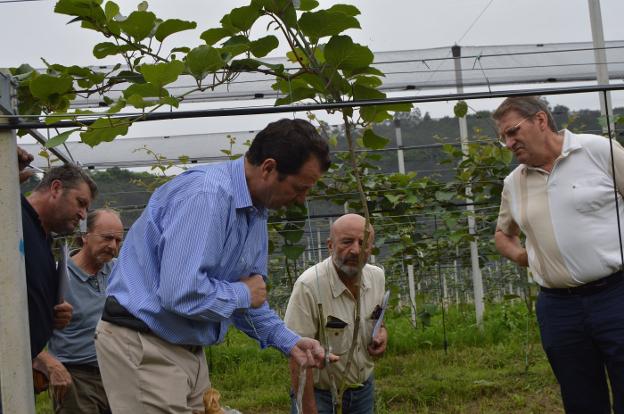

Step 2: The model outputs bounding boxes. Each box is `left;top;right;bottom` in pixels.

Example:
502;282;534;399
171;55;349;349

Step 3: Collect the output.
291;376;375;414
537;279;624;414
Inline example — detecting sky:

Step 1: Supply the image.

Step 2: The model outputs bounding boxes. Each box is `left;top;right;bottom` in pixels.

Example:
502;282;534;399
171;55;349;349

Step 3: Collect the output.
1;0;624;155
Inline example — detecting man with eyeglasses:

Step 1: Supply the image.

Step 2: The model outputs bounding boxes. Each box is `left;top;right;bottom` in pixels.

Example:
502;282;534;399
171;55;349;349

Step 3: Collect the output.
493;96;624;413
36;209;123;414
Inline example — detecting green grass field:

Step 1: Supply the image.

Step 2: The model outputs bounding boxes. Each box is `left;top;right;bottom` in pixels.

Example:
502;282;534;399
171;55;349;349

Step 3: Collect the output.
36;302;563;413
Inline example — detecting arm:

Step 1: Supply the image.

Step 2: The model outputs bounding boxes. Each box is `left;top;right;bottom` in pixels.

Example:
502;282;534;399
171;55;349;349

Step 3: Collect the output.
290;355;317;414
35;351;72;402
494;227;528;267
53;301;73;330
17;146;34;183
367;324;387;357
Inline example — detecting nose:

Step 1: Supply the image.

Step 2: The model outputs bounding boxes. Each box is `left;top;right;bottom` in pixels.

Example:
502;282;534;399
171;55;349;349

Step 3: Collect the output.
78;207;87;220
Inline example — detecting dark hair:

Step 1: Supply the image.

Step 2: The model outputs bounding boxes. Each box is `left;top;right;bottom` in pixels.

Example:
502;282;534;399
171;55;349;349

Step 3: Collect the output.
34;164;98;199
246;119;331;176
492;96;558;133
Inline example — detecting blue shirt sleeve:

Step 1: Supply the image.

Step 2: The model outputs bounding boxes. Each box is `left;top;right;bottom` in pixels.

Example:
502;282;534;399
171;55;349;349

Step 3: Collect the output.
232;303;301;355
156;192;251;321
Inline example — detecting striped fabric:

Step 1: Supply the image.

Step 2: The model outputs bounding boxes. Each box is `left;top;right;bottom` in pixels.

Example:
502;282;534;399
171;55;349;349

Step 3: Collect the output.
106;157;300;354
497;130;624;288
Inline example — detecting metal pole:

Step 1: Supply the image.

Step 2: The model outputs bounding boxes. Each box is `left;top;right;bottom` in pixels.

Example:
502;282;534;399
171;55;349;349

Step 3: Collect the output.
407;262;417;327
452;45;485;328
394;119;406;174
0;74;36;414
588;0;613;133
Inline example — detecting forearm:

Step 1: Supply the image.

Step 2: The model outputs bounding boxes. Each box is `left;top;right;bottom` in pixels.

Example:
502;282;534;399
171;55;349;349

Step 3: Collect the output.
290;357;317;414
494;228;528;266
233;304;300;354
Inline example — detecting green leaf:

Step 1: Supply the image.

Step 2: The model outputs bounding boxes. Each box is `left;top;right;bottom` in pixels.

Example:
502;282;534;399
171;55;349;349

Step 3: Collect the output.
353;84;385;100
229;5;260;31
29;74;74;100
362;129;389;150
229;58;261;72
454;100;468;118
296;0;318;10
54;0;106;23
185;45;224;80
93;42;119;59
158;96;180;108
327;4;360;16
298;11;360;38
360;106;392;123
385;194;400;205
325;36;373;71
137;0;148;11
122;82;166;99
104;1;119;21
275;86;317;105
435;191;455;202
80;117;129;147
221;35;250;57
155;19;197;42
170;46;190;54
200;28;232;45
118;11;156;41
282;228;304;243
249;35;278;58
139;61;185;87
282;244;305;260
45;129;80;148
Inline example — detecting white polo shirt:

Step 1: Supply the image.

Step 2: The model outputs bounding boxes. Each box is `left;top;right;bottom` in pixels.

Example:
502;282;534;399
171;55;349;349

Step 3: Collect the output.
497;129;624;288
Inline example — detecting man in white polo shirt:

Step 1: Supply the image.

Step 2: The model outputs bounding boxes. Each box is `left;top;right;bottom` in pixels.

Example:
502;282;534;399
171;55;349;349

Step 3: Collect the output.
494;96;624;414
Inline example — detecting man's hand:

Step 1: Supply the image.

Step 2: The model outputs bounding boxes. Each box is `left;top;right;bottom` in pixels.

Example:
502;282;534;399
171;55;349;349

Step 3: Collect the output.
368;325;387;357
35;351;72;402
240;274;267;308
53;301;73;330
515;250;529;267
17;146;35;183
290;337;339;369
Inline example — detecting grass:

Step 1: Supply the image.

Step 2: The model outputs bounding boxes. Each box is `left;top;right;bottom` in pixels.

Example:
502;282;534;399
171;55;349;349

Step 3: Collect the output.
36;301;564;413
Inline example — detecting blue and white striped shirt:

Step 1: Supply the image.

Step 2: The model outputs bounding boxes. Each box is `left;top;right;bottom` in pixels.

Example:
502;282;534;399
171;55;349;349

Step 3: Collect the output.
106;157;300;354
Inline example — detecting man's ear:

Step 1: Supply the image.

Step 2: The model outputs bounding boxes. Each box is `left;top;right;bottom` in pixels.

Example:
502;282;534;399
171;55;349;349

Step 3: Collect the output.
326;237;333;253
49;180;64;199
259;158;277;179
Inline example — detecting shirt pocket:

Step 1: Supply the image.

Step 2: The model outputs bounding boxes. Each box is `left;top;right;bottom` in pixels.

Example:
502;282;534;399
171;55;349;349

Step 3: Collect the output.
572;177;612;213
325;315;351;356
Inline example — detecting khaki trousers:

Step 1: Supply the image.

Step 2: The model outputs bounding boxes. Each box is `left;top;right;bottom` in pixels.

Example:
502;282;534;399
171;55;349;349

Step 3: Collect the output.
94;320;210;414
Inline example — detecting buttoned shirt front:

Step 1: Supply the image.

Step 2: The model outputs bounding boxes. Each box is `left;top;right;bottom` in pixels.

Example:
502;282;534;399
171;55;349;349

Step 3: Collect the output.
49;257;114;365
497;129;624;288
106;157;300;353
284;257;385;389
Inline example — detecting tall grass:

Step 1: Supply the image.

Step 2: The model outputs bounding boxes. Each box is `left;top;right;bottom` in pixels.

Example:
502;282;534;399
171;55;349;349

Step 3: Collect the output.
35;301;562;413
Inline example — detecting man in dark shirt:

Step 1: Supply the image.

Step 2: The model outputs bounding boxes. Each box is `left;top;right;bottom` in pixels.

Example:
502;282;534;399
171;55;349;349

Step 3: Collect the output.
18;157;98;359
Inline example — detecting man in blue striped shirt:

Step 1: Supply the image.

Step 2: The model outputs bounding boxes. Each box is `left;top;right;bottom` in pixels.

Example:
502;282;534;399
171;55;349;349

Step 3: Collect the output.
95;119;332;414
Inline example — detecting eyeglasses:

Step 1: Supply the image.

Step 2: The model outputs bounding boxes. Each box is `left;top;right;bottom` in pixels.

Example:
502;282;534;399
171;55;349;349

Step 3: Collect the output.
498;115;533;145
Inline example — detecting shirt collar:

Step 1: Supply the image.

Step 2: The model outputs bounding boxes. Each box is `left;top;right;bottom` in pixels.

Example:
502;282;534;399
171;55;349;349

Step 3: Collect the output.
231;157;268;218
521;129;581;175
68;255;114;282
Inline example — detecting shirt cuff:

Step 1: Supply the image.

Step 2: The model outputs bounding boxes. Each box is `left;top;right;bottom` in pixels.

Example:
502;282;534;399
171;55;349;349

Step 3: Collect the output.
231;281;251;309
270;324;301;355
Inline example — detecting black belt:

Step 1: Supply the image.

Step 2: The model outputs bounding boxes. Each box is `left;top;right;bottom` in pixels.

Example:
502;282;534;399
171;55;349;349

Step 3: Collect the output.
540;270;624;296
102;296;203;354
64;363;101;375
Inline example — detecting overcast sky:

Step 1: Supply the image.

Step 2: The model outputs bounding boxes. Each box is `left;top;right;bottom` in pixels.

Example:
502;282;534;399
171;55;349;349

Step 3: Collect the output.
2;0;624;142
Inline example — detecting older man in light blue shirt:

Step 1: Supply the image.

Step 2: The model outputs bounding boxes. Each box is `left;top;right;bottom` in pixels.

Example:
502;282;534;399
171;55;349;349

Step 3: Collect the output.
95;119;333;414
